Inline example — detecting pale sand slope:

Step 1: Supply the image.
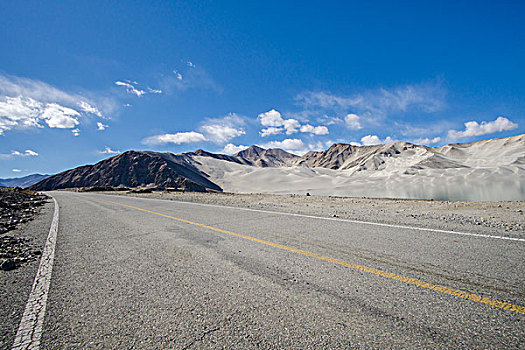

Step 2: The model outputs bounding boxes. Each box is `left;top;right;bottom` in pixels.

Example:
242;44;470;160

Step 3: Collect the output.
192;136;525;201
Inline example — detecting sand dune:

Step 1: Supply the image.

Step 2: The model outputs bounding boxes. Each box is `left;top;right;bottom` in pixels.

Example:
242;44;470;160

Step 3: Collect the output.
191;135;525;201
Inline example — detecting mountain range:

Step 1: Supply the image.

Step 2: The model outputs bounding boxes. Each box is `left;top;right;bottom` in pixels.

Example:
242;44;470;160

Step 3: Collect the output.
0;174;50;188
28;134;525;201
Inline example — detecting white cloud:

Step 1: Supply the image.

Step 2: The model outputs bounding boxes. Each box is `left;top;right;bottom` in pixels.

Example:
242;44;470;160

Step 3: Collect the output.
0;96;43;133
0;149;39;159
258;109;302;135
296;82;445;122
99;146;120;154
221;143;249;155
147;87;163;94
12;169;21;173
173;70;183;80
78;101;103;117
344;113;363;130
261;138;305;150
413;137;441;145
307;140;334;152
201;124;245;143
0;74;108;114
187;61;196;68
42;103;80;128
71;128;80;136
447;116;518;140
300;124;329;135
114;81;146;97
361;135;394;145
161;65;221;94
199;114;246;143
283;119;301;135
14;149;38;157
97;122;108;131
142;131;207;145
260;127;283;137
258;109;284;127
317;115;342;126
0;74;109;135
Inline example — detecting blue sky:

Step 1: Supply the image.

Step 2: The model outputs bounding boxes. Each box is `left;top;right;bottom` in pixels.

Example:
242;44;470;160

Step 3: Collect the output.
1;0;524;177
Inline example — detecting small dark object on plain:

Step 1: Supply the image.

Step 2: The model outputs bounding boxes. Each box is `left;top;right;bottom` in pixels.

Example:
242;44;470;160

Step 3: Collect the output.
306;192;311;196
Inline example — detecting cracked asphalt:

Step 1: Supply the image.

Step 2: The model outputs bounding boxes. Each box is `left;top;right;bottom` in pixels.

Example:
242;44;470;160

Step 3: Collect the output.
6;191;525;349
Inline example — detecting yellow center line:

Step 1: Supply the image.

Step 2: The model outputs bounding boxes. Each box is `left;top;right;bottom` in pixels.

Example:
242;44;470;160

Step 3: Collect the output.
102;198;525;315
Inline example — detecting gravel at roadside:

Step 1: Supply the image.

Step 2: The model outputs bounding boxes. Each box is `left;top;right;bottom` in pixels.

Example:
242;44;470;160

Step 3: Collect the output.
0;187;49;270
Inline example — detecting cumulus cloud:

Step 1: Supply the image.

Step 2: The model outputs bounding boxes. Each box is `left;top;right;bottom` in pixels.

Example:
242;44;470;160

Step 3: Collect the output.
187;61;196;68
221;143;249;155
0;96;83;134
12;169;21;173
300;124;329;135
447;116;518;140
344;113;363;130
361;135;394;145
0;149;39;159
97;122;108;131
142;131;207;145
413;137;441;145
201;124;245;143
258;109;285;127
114;81;146;97
99;146;120;154
71;128;80;136
283;119;301;135
261;138;305;150
258;109;327;137
260;127;283;137
42;103;80;128
199;114;246;143
0;74;108;135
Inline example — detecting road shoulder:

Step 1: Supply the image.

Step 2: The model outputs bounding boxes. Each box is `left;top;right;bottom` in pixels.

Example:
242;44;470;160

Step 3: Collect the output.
0;199;54;349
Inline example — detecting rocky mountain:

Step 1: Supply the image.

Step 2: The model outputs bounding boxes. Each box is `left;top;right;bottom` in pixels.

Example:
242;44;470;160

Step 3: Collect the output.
0;174;50;188
233;146;299;167
28;134;525;200
189;146;299;167
30;151;222;192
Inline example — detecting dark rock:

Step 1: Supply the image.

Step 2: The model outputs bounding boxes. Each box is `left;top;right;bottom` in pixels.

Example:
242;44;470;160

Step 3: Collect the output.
1;259;15;271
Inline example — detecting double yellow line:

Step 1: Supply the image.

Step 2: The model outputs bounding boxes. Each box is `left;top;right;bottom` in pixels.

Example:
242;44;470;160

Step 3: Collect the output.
104;199;525;315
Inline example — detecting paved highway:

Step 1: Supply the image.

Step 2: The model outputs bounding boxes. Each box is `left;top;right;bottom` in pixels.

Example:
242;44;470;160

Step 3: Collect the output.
11;191;525;348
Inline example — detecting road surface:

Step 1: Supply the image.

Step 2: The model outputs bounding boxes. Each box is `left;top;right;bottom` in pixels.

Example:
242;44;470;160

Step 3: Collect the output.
8;191;525;348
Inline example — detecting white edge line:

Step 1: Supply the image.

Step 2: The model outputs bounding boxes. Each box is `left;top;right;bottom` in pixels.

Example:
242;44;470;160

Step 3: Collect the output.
101;193;524;243
12;197;59;350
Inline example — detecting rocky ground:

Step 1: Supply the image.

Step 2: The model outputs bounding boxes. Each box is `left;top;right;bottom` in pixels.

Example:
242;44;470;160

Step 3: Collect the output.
0;187;48;270
105;191;525;239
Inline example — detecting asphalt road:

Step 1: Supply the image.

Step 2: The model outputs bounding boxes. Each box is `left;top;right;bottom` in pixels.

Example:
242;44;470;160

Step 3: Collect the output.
10;191;525;348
